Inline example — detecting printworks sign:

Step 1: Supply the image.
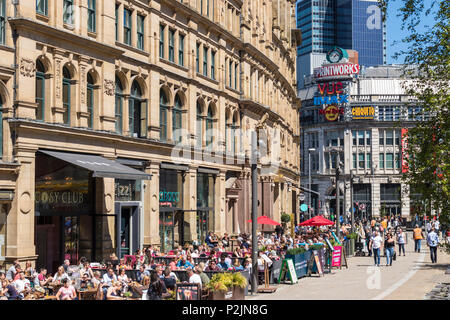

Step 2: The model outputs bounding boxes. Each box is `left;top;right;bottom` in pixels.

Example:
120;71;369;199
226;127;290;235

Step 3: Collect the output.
352;106;375;119
314;63;360;79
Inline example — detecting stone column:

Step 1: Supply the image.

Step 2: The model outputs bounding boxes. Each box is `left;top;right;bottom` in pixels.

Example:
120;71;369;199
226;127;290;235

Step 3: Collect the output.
5;148;38;266
144;162;161;246
372;182;380;217
215;171;226;236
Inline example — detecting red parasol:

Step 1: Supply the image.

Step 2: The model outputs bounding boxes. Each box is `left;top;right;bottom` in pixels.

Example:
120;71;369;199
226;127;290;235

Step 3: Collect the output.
298;215;334;226
247;215;281;226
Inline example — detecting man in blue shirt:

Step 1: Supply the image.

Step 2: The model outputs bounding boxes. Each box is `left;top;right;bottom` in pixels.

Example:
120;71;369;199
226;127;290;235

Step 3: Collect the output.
427;227;440;263
176;255;194;269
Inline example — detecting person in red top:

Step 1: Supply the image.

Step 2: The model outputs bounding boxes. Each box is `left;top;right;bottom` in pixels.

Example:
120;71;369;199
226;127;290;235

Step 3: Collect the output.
37;268;53;287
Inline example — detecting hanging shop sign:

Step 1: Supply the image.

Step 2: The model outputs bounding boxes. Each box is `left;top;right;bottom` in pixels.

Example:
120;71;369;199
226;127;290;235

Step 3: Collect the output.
352;106;375;120
159;190;180;207
319;105;344;121
314;63;360;79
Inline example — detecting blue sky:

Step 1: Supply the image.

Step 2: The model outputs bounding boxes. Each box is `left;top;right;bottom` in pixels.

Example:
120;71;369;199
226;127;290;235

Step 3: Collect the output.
385;0;438;64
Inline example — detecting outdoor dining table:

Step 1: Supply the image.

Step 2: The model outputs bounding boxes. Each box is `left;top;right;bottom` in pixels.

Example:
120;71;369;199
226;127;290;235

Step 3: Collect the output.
77;288;98;300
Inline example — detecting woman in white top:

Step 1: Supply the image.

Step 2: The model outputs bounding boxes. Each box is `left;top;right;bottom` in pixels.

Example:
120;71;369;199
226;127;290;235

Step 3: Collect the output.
52;266;70;284
117;268;130;292
80;262;94;279
397;229;406;256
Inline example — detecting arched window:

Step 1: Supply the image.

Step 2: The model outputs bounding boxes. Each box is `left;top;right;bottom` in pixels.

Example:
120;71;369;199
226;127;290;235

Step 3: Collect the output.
205;105;213;148
129;80;146;138
62;66;71;124
115;77;123;134
35;60;45;121
196;101;203;147
160;89;168;141
0;95;3;157
87;73;94;128
173;93;183;143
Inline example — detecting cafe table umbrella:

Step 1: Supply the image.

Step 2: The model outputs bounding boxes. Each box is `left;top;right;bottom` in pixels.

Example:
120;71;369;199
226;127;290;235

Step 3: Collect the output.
298;215;334;227
247;215;281;231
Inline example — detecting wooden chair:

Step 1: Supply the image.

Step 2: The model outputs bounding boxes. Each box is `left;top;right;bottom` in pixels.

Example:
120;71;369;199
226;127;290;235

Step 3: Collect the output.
201;288;210;300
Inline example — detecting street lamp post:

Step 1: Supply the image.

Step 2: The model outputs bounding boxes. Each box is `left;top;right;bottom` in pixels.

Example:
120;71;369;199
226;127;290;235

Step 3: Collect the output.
251;131;258;295
335;152;341;237
308;148;316;219
350;170;355;233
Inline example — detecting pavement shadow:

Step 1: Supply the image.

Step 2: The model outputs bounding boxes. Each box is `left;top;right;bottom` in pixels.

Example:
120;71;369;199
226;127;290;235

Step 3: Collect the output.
415;261;449;271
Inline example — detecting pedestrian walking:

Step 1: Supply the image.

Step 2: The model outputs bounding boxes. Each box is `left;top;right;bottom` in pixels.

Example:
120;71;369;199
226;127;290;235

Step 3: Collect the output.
426;227;440;263
364;224;372;257
413;224;424;253
370;231;382;267
384;233;395;266
397;228;406;256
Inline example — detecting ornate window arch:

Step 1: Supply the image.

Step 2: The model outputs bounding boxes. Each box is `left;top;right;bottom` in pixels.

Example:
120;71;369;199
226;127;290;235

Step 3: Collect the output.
160;88;169;141
115;76;124;134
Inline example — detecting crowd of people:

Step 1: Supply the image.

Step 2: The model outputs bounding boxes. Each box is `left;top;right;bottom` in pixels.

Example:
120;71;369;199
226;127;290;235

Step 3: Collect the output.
1;215;446;300
362;215;445;266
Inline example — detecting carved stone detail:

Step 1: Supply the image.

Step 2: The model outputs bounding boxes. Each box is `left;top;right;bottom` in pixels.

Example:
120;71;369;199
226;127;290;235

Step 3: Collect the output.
55;58;62;99
80;65;86;104
20;58;36;77
104;79;115;96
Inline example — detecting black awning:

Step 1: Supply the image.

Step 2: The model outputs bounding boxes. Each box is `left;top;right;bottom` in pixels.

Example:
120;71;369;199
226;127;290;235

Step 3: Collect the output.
39;150;151;180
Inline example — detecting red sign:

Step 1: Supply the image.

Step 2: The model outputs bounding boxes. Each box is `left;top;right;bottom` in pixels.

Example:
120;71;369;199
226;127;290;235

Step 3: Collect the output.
317;82;344;95
319;105;344;121
314;63;360;79
331;246;343;267
401;128;409;173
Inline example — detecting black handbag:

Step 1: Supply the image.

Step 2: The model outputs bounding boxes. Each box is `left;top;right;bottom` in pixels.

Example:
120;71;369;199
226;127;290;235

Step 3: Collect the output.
393;251;397;261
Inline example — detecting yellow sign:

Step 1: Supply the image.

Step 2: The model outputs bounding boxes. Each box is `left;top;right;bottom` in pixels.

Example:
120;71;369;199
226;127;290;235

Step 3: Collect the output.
352;106;375;119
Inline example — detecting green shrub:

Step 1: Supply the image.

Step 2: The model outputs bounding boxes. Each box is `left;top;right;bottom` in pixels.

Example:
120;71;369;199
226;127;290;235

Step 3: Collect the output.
281;213;291;223
346;232;358;240
309;244;324;251
286;246;307;255
206;272;247;292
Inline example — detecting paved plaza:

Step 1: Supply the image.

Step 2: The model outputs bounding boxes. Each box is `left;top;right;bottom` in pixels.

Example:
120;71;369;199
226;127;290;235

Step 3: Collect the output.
247;232;450;300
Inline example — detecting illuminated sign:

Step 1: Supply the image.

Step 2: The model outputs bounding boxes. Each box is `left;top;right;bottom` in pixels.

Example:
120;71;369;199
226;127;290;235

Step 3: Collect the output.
352;106;375;119
314;95;348;105
317;82;344;95
314;63;360;79
319;105;344;122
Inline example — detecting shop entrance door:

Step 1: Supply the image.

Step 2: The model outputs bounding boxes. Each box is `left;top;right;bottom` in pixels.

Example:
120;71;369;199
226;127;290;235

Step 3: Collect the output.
115;203;140;259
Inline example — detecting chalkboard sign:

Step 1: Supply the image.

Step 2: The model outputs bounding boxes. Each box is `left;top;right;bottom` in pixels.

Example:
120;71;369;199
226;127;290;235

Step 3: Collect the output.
278;259;298;284
313;250;323;276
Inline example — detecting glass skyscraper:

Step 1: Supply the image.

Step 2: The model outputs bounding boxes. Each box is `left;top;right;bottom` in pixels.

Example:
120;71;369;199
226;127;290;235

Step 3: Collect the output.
296;0;386;88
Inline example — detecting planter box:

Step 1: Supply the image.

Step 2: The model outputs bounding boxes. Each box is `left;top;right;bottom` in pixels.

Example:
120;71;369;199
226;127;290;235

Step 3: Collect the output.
285;251;311;279
208;286;245;300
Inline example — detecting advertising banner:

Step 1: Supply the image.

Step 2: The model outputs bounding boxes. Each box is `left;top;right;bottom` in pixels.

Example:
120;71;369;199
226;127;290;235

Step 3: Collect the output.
352;106;375;119
331;246;343;267
401;128;409;173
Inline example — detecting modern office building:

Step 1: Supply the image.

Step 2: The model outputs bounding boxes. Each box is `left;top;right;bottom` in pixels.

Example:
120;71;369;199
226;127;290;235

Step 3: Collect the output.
0;0;300;271
296;0;386;89
299;63;424;222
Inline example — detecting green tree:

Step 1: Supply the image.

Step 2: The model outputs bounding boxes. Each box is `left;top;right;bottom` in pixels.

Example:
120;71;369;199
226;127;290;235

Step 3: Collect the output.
380;0;449;249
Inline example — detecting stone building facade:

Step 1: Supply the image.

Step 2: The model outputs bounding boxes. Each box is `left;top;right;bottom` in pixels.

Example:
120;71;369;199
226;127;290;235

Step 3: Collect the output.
0;0;300;271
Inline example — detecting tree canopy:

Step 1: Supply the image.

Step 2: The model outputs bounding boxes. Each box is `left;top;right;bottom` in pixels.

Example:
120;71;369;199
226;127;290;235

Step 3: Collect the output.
380;0;449;241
